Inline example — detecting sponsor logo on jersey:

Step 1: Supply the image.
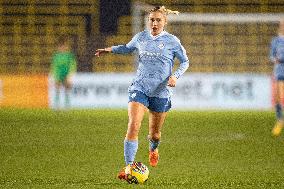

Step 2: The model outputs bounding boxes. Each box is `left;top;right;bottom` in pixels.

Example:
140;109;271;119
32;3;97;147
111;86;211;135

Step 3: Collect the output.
140;51;162;57
158;43;165;49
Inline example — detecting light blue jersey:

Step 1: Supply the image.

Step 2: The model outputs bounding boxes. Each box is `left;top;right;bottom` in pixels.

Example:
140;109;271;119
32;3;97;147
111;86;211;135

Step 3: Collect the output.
112;30;189;98
270;35;284;80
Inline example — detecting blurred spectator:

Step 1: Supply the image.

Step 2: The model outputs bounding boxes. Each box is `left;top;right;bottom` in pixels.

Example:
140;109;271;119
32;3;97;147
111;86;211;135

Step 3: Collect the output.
50;36;77;109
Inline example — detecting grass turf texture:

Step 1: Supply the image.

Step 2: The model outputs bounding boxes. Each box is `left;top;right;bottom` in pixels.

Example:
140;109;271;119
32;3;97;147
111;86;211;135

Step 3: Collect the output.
0;108;284;189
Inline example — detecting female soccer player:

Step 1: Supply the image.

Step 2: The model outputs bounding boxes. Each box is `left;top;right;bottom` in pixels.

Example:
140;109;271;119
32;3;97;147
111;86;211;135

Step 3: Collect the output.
95;6;189;181
50;36;77;109
271;19;284;136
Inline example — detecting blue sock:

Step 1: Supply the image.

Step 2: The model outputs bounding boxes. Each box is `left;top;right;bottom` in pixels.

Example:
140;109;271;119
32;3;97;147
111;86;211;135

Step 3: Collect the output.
149;138;160;152
276;103;283;120
124;139;138;166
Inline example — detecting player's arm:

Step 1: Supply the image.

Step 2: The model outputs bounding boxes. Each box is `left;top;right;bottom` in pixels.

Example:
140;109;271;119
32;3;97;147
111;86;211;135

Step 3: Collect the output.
95;33;140;57
168;42;189;87
270;38;279;64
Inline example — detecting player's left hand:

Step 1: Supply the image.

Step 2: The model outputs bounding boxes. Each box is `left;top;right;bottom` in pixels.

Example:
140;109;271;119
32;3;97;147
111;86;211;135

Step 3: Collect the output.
167;76;177;87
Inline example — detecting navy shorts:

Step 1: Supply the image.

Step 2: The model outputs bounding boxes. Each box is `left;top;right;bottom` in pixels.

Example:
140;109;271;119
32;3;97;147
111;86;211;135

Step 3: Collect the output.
128;90;171;113
275;75;284;81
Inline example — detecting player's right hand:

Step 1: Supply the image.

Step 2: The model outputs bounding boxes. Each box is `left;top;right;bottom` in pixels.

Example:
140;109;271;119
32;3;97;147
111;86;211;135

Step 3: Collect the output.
95;49;105;57
95;48;111;57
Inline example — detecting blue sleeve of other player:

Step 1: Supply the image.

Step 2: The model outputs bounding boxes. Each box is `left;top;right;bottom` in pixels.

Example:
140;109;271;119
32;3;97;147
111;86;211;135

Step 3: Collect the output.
270;38;277;63
173;42;189;79
111;33;139;54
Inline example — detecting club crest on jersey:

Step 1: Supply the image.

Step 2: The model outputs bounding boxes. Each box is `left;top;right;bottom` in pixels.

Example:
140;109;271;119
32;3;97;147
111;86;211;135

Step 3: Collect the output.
158;43;165;49
131;93;136;99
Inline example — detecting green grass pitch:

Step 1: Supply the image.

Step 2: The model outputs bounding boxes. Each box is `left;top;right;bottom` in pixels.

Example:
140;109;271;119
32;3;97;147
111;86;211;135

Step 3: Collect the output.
0;108;284;188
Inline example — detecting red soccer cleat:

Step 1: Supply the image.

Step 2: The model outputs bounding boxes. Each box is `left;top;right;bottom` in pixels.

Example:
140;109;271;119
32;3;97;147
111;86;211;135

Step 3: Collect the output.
117;167;127;181
117;165;134;183
149;149;159;167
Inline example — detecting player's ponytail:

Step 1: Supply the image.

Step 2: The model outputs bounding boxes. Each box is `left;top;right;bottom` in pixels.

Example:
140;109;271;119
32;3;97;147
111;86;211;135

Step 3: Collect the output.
149;6;179;16
160;6;179;15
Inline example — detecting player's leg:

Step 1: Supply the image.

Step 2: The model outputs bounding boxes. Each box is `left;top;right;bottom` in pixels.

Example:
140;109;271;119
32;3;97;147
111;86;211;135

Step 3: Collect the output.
54;80;61;109
123;90;149;166
63;76;72;108
124;101;146;165
148;97;171;167
148;110;167;167
118;91;148;181
272;81;284;136
118;101;146;181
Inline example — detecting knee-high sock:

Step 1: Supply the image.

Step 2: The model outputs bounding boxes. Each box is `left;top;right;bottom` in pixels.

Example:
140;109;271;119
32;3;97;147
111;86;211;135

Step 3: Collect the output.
276;103;283;120
124;139;138;166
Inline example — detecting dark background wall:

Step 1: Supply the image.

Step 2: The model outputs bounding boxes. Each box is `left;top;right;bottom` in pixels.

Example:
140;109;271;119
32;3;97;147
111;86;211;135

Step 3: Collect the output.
99;0;131;35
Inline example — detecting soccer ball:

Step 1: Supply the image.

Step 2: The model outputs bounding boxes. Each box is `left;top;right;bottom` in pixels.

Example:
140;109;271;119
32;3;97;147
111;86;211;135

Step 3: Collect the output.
125;162;149;184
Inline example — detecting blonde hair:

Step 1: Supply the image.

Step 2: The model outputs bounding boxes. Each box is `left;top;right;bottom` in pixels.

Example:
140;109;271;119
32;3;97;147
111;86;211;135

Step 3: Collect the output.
149;6;179;16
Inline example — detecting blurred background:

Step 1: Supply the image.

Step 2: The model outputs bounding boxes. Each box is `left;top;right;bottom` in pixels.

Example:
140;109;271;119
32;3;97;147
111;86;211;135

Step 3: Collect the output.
1;2;284;187
0;0;283;74
0;0;283;108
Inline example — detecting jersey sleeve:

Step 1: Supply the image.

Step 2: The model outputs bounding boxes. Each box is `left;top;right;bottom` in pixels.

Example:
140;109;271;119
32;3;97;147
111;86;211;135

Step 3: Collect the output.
270;37;277;63
173;39;190;79
111;32;140;54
